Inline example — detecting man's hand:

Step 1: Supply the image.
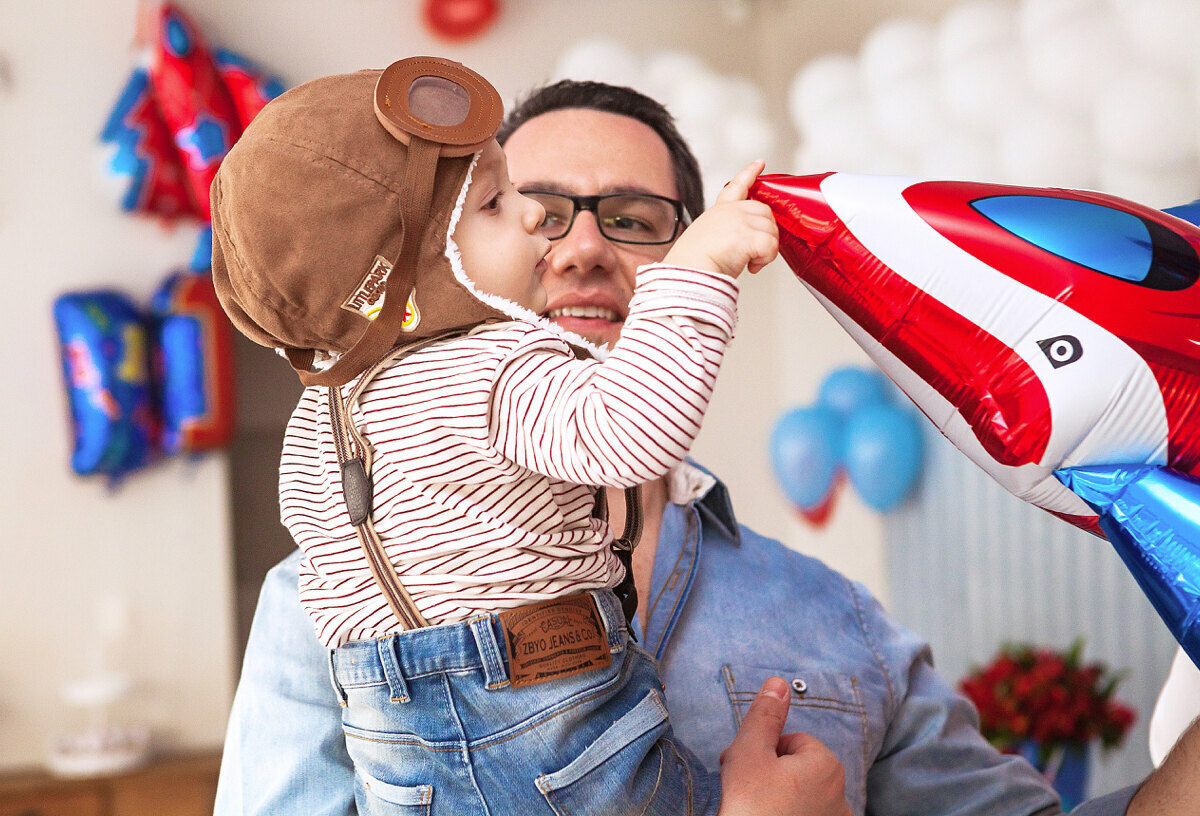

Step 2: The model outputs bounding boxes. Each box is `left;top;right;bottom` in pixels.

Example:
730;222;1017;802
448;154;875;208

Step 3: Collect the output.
663;160;779;279
717;676;852;816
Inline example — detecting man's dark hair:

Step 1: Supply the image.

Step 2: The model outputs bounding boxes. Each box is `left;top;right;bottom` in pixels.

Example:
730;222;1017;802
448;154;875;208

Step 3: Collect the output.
498;80;705;222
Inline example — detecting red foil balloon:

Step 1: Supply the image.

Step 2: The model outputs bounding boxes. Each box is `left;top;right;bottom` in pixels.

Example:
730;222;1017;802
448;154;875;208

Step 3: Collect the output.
751;172;1200;532
150;4;241;221
100;65;200;221
101;5;285;224
752;171;1200;666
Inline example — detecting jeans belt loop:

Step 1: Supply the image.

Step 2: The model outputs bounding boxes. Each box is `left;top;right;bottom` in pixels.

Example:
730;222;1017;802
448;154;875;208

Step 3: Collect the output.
327;650;348;707
470;615;510;690
590;589;624;653
378;636;411;703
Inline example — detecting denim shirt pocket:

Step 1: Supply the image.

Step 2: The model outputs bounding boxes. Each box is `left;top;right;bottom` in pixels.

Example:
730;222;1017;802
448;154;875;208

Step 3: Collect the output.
722;664;868;816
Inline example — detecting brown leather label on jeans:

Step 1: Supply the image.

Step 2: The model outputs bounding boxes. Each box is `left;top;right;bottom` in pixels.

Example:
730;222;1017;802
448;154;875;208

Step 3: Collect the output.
499;595;612;688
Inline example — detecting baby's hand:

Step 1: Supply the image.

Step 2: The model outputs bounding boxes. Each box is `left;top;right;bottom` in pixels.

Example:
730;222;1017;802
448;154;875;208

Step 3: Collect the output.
663;160;778;279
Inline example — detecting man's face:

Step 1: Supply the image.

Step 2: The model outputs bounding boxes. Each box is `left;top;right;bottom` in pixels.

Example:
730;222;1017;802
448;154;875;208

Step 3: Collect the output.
503;108;680;349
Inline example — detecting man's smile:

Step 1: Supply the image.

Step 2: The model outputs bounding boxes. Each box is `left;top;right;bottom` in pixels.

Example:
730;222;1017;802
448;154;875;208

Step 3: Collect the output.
546;305;622;322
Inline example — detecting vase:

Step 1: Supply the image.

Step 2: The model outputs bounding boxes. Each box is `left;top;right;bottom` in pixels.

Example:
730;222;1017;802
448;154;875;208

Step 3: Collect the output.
1017;740;1090;810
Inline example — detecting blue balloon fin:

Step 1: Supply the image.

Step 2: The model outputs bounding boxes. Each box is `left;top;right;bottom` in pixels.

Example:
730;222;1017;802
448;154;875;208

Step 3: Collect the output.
1164;200;1200;227
1056;464;1200;668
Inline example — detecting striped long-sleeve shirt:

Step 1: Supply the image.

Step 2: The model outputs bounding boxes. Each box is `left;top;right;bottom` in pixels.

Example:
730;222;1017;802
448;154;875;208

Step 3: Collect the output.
280;263;740;647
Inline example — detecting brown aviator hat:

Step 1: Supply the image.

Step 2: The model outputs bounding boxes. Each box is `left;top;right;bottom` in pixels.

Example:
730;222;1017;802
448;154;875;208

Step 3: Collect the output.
211;57;508;386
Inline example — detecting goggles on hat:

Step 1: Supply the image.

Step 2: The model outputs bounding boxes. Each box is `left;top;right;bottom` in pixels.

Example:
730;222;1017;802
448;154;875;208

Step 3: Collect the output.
293;56;503;386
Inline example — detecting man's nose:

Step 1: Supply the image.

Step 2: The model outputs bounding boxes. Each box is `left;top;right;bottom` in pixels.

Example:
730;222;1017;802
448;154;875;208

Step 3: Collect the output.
547;210;618;276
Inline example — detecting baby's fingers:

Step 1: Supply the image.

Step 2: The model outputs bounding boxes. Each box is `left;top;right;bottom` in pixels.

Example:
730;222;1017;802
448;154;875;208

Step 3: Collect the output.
745;232;779;275
716;160;767;204
744;203;778;274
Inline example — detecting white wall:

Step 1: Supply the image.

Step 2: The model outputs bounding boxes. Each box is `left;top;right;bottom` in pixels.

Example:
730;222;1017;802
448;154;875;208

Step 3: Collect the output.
1;1;239;768
0;0;953;770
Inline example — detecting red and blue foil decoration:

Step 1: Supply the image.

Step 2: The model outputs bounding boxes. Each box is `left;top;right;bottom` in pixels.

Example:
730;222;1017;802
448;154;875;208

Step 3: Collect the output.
85;4;277;468
151;266;236;455
751;172;1200;666
54;292;156;479
212;48;286;132
100;4;284;223
100;64;195;220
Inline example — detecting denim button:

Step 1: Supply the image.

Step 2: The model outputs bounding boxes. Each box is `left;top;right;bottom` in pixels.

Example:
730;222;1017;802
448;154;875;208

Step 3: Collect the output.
790;678;808;695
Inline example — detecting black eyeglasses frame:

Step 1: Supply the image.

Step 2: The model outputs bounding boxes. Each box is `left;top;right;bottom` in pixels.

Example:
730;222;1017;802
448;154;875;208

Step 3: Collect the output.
521;190;690;246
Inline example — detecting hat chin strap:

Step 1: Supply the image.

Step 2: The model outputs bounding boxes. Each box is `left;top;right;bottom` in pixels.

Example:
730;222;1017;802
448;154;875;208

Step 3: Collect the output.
296;137;441;387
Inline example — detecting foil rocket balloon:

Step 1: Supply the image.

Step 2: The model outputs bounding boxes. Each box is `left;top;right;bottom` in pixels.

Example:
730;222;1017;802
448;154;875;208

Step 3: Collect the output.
100;4;284;223
54;292;156;479
751;172;1200;665
101;64;196;220
151;269;237;454
212;49;287;131
148;5;240;221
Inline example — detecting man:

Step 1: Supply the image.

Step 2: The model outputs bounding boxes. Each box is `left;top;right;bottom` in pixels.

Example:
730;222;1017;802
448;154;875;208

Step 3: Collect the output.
214;80;1200;815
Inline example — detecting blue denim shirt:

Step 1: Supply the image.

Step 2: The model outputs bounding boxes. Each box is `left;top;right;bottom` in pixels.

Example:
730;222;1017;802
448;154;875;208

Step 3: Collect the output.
214;464;1138;816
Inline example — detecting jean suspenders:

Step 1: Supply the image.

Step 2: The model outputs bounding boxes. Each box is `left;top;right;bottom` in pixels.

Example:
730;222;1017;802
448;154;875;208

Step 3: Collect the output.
326;341;643;635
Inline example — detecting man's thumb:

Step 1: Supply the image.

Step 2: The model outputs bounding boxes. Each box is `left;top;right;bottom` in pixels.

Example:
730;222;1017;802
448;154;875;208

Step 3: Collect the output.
724;676;790;762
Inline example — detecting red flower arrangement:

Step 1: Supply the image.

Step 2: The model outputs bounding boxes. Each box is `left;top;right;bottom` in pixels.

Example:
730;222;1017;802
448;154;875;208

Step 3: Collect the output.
958;638;1136;764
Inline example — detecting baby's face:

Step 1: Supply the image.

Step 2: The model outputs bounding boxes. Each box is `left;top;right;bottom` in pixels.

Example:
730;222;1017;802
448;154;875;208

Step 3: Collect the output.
451;140;550;314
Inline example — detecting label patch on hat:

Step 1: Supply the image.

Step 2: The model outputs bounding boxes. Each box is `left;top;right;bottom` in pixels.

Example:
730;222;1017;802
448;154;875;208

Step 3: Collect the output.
342;255;420;331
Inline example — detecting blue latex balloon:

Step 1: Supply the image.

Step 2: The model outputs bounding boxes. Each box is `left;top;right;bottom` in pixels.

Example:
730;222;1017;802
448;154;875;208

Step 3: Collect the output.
844;404;923;512
817;366;889;417
1056;465;1200;668
770;406;843;510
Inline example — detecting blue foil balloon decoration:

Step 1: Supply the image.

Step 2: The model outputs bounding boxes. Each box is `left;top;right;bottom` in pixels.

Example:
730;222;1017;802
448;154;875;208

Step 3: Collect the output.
53;291;155;479
1057;465;1200;668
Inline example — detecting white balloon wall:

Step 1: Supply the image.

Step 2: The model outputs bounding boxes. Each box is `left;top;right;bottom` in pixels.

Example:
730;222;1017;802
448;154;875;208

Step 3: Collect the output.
552;39;775;204
789;0;1200;208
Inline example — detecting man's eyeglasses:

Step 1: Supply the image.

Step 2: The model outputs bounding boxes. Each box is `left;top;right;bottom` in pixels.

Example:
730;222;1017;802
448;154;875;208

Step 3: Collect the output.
522;191;689;245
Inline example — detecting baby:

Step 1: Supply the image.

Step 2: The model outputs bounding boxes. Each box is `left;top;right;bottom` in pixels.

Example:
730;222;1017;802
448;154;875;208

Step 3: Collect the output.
211;57;777;815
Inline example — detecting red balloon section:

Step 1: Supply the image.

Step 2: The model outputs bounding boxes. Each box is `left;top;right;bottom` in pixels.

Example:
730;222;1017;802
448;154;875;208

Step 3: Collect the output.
422;0;500;41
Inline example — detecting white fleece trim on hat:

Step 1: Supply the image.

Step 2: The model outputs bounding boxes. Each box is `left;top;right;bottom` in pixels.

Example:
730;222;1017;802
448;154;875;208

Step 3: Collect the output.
444;152;609;361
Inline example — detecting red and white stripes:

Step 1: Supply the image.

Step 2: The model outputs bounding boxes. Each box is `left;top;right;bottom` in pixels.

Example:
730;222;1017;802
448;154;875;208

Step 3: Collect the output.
280;264;738;647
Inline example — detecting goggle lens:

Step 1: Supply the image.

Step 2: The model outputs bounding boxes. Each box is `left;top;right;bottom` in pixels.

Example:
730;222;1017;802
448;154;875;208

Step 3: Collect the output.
407;75;470;128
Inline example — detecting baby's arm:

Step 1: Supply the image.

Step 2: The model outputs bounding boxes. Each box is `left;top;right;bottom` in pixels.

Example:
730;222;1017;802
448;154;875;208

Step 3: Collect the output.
489;163;778;488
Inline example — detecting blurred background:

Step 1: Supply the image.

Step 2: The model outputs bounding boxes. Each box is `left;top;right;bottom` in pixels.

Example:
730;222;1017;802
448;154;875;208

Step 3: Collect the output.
2;0;1192;802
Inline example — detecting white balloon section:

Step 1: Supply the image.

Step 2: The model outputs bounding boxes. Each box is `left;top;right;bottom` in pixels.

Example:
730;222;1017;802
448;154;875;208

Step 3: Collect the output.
790;0;1200;208
552;40;775;203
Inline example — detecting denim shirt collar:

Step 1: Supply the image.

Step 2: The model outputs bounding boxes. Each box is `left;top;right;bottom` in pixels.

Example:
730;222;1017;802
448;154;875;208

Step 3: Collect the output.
671;460;741;546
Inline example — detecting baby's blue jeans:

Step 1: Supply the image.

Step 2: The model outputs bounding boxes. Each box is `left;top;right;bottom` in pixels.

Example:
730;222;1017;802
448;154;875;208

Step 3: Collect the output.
329;588;719;815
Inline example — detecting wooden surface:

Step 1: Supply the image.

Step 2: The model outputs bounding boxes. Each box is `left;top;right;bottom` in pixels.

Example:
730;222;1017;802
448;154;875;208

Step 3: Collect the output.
0;753;220;816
